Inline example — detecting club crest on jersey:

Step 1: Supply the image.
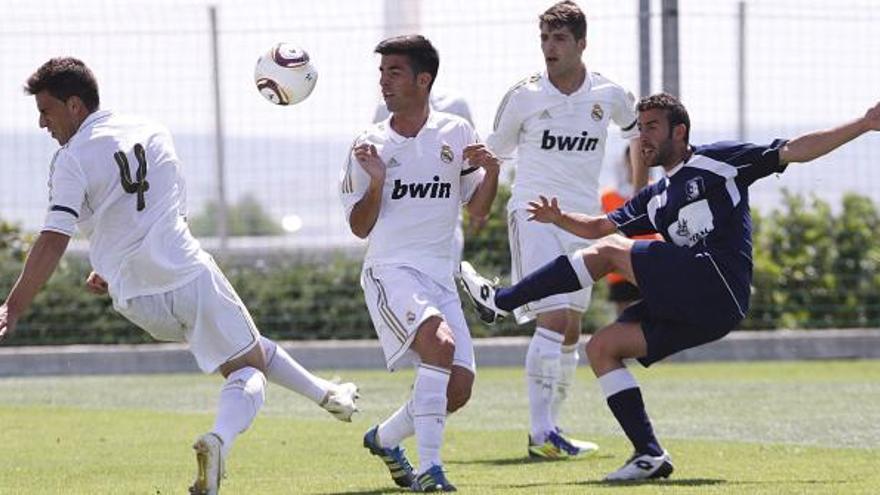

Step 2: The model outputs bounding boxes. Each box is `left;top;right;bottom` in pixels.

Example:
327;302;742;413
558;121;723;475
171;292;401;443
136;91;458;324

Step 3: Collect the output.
685;177;705;201
591;104;604;121
440;144;454;164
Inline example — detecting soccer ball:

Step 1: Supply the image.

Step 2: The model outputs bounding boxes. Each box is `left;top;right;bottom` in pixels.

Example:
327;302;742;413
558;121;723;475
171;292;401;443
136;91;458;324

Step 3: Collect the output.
254;43;318;106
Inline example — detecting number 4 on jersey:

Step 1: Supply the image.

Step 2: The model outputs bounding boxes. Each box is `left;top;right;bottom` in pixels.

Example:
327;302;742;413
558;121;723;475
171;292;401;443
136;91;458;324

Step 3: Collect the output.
114;143;150;211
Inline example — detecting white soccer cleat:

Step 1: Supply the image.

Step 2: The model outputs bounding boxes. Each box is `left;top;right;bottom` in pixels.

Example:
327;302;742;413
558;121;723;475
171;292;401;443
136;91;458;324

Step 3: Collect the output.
320;382;360;422
189;432;225;495
604;450;674;481
459;261;509;324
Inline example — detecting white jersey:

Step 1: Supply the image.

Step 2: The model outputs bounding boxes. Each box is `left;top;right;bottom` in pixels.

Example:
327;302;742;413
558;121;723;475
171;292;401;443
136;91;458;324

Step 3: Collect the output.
340;111;485;289
487;71;638;215
42;110;210;306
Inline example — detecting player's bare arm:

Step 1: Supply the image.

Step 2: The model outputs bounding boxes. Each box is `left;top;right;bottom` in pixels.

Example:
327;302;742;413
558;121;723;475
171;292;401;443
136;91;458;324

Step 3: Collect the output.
85;271;109;295
0;231;70;341
527;195;617;240
462;143;501;218
780;101;880;165
348;143;386;238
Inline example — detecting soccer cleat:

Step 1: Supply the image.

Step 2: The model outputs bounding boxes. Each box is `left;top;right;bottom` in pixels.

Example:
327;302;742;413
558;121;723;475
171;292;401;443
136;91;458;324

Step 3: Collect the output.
363;425;416;488
528;429;598;459
458;261;508;324
320;382;360;422
604;450;674;481
555;428;600;456
410;465;457;492
189;432;224;495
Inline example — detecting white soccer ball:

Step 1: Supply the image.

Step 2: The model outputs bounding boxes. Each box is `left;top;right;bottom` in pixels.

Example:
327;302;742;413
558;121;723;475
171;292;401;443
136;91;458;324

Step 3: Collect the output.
254;43;318;106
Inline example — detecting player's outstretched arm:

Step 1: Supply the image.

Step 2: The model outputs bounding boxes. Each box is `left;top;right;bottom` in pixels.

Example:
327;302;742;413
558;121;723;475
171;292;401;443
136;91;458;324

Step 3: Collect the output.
780;101;880;165
527;196;617;240
0;231;70;341
348;143;386;238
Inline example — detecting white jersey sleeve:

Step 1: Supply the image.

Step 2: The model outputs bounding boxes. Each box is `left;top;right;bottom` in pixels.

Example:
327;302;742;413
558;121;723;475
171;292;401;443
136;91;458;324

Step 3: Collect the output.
43;148;88;237
612;86;639;139
339;135;373;222
486;77;531;159
459;123;485;204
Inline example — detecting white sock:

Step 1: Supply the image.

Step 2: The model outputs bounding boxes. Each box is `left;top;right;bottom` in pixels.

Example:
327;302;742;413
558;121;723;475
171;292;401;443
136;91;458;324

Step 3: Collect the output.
551;343;579;427
526;327;563;444
568;249;594;288
377;400;415;448
212;366;266;457
412;364;450;474
597;367;639;399
261;337;332;404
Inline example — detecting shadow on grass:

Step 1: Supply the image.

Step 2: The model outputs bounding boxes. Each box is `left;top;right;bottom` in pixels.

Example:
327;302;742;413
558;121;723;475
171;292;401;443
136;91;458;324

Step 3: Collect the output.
446;452;615;467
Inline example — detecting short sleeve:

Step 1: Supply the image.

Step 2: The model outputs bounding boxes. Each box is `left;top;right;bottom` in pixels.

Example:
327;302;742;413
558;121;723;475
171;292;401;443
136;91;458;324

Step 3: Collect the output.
696;140;789;187
339;135;373;222
607;183;659;237
459;122;485;204
612;87;639;139
42;149;86;237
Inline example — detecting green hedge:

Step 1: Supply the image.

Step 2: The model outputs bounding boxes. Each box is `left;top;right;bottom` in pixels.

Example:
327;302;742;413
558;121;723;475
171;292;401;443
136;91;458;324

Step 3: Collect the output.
3;188;880;345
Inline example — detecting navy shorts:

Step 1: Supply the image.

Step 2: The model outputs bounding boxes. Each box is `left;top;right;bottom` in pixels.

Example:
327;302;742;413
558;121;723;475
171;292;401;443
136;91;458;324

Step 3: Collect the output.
619;240;745;366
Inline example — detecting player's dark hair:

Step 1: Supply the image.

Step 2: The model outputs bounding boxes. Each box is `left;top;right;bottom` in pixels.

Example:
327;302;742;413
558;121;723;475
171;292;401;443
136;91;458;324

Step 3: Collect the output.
539;1;587;41
637;93;691;143
374;35;439;91
24;57;100;112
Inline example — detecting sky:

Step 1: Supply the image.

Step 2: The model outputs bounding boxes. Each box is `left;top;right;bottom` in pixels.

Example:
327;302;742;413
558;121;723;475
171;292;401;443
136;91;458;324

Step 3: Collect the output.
1;0;878;239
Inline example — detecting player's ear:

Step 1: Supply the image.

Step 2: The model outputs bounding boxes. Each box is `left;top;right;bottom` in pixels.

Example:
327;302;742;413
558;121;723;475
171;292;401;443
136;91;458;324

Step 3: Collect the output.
672;123;687;143
416;72;432;90
65;95;87;118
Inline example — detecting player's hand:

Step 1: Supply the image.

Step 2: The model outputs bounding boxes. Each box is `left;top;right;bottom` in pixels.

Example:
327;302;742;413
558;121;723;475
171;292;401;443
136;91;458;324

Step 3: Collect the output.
527;195;563;224
463;144;501;174
0;303;17;343
352;143;386;185
863;101;880;132
85;271;109;295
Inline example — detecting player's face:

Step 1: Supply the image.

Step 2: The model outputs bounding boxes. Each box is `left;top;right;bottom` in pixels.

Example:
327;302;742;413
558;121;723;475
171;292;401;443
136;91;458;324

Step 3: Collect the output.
540;24;586;77
379;54;426;114
638;108;678;168
34;91;81;145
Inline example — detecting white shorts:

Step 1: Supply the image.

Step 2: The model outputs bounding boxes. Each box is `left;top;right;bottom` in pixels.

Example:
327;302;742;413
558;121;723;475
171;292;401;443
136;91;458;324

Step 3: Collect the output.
114;260;260;374
361;264;476;373
508;209;593;324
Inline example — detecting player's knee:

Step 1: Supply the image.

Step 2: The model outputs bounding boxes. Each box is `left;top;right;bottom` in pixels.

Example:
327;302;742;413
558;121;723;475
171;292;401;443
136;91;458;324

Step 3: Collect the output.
585;333;608;365
446;386;471;413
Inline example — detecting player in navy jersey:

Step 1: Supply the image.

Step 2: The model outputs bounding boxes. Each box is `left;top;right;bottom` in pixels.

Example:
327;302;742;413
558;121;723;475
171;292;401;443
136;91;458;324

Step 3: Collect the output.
461;92;880;480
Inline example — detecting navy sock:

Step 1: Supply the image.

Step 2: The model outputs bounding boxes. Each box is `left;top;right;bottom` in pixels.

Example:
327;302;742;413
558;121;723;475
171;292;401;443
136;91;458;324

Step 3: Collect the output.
606;388;663;456
494;255;583;311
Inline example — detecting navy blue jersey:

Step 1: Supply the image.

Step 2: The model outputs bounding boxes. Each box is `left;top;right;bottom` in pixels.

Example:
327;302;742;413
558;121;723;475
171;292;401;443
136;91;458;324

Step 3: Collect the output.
607;140;788;315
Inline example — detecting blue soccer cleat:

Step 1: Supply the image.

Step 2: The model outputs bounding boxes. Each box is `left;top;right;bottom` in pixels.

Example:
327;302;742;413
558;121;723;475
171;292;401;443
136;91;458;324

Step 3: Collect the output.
411;465;457;492
363;425;415;488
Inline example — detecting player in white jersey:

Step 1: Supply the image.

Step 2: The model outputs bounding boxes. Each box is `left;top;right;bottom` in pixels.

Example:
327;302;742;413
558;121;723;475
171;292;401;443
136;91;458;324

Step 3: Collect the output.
479;1;644;459
340;35;500;492
374;88;483;274
0;57;360;495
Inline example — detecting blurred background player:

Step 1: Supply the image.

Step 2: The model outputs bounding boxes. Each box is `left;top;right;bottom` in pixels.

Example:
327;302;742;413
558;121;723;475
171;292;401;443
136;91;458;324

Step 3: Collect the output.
0;57;360;495
341;35;500;491
461;92;880;480
599;145;659;315
482;0;642;459
375;87;484;274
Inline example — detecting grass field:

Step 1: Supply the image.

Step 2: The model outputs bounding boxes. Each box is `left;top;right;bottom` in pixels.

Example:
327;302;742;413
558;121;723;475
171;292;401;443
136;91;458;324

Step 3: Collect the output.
1;360;878;494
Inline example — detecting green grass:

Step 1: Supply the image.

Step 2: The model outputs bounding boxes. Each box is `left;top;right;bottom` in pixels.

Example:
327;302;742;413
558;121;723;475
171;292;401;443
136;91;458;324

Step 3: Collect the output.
0;360;878;494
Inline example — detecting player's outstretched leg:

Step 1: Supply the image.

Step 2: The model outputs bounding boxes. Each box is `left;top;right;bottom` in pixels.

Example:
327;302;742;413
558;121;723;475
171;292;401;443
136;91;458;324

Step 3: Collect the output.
460;254;592;324
261;337;360;421
363;424;416;488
